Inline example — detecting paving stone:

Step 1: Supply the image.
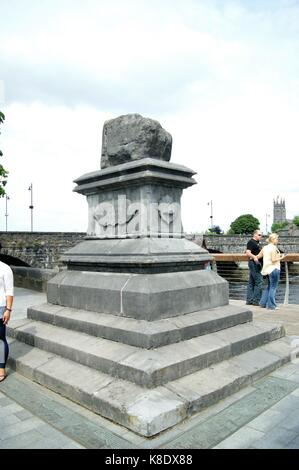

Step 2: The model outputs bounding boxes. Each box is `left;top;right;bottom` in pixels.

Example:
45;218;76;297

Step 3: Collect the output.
285;436;299;449
270;362;299;379
15;409;35;421
279;410;299;433
162;376;298;449
61;442;85;449
0;430;44;449
285;371;299;384
163;414;239;449
270;394;299;413
0;395;13;406
1;373;136;449
252;426;298;449
1;416;43;440
36;422;74;440
0;403;24;418
253;376;299;394
214;426;265;449
0;414;22;429
246;409;285;432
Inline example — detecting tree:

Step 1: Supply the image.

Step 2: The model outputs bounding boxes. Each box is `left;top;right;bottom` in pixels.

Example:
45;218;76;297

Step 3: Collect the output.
292;216;299;227
229;214;260;234
208;225;223;235
271;221;288;232
0;111;8;197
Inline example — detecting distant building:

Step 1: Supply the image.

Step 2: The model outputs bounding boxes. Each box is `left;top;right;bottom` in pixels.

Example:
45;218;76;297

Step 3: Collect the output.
273;196;299;236
273;197;287;224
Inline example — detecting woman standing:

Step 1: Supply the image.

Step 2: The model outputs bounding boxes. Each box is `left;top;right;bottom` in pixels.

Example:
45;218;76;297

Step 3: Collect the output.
258;233;285;310
0;260;14;382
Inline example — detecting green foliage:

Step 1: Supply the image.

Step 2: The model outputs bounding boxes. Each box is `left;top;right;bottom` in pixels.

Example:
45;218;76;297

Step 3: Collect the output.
229;214;260;234
271;221;288;232
0;111;8;197
208;225;223;235
292;216;299;227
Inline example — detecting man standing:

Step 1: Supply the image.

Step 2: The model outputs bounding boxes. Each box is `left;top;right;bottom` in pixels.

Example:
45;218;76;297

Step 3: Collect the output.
245;229;263;305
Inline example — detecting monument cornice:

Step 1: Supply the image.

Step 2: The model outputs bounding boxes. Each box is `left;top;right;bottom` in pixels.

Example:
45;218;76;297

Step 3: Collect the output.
73;158;197;194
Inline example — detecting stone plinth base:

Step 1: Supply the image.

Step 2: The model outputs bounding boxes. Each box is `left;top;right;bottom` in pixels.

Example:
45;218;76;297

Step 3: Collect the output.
7;306;292;436
47;269;228;320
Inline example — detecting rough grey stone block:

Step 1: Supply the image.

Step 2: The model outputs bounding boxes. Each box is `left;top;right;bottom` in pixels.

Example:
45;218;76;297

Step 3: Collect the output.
101;114;172;169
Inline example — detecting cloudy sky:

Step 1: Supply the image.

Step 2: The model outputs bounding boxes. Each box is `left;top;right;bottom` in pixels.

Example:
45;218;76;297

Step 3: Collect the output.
0;0;298;234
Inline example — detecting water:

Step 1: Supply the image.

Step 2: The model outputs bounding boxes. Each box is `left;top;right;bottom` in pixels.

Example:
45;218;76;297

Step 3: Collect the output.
228;282;299;304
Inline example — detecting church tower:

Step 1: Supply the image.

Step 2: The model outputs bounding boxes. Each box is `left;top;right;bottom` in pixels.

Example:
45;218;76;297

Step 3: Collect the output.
273;196;286;224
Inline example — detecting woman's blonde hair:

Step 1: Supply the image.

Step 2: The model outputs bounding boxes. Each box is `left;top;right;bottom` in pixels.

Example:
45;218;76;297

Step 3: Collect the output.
266;233;279;244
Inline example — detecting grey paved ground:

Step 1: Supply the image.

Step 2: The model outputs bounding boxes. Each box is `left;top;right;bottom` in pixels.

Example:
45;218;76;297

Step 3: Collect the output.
1;288;299;449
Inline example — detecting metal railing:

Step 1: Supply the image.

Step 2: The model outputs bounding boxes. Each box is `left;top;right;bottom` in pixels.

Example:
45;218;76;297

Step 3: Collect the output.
211;253;299;305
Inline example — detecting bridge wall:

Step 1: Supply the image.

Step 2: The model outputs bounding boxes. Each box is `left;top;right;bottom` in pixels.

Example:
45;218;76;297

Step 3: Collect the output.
11;266;57;292
189;234;299;254
0;232;298;269
0;232;85;268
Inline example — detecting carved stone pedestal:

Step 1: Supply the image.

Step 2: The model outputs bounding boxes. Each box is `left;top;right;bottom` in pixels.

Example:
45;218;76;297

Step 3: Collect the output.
7;115;292;437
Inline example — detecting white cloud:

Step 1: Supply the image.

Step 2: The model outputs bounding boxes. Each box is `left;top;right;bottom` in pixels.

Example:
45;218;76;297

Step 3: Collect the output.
0;0;298;233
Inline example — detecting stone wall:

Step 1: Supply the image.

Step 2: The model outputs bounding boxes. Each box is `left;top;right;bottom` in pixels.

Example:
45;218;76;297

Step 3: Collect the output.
0;232;85;268
1;231;298;269
12;266;58;292
189;234;299;254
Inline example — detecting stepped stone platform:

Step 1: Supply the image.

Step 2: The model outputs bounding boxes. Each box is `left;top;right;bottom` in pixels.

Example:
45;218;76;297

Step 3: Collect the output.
7;301;293;436
6;114;295;437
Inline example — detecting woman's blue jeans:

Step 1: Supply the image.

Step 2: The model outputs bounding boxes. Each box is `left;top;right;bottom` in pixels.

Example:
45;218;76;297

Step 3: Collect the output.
259;269;280;309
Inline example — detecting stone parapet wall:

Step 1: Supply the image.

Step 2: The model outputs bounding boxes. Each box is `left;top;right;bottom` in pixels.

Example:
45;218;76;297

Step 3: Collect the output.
12;266;58;292
0;232;86;268
190;234;299;254
1;231;298;269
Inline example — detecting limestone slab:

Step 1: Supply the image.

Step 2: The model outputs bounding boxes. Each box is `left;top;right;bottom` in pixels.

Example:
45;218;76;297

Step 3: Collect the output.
47;269;228;319
7;318;285;388
7;337;294;437
27;303;252;348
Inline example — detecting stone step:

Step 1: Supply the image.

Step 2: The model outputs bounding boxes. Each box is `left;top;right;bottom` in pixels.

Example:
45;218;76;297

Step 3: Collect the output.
7;336;293;437
7;318;285;387
27;303;252;349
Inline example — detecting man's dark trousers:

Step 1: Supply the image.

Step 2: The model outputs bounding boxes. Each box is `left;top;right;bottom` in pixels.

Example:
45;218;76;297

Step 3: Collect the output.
246;260;263;305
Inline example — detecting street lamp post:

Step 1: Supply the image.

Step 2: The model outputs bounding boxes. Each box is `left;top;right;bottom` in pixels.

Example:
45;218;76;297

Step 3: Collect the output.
5;194;9;231
266;213;270;234
28;183;34;232
208;200;213;228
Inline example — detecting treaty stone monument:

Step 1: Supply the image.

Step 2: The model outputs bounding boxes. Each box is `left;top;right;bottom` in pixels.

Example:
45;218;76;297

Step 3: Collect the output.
7;114;294;436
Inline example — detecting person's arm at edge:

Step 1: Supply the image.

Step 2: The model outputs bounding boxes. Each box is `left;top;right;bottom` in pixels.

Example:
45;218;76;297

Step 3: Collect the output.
256;249;264;260
271;248;285;263
3;295;13;325
246;249;259;263
3;266;14;326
